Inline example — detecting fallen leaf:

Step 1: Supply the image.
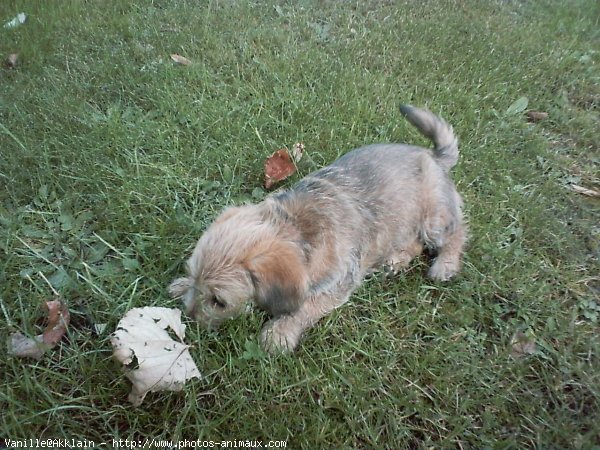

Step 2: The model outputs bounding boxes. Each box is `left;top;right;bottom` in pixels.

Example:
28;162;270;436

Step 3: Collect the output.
290;142;305;163
111;307;201;406
569;184;600;198
6;53;18;68
526;111;549;122
264;148;296;189
7;299;70;359
8;333;46;360
42;299;70;346
3;12;26;29
510;331;537;358
170;54;191;66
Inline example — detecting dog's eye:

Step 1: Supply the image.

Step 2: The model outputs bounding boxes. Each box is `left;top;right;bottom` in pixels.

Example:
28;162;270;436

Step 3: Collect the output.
210;296;227;309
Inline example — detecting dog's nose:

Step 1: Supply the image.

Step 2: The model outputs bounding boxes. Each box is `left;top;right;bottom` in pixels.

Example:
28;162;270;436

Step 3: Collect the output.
186;300;199;319
186;302;223;330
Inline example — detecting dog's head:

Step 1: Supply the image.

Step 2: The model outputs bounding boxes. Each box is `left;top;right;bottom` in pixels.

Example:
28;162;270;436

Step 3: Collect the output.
169;204;309;328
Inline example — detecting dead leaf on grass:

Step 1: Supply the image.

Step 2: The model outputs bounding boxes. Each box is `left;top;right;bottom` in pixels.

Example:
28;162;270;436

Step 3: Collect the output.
6;53;18;68
264;149;295;189
8;333;45;360
510;331;537;358
3;12;26;29
526;111;549;122
42;300;70;346
170;54;192;66
264;148;297;190
290;142;305;163
8;299;70;360
111;307;202;406
569;184;600;198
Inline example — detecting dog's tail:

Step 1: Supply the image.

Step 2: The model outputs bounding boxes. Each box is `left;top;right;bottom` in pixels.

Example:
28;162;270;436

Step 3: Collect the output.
400;105;458;172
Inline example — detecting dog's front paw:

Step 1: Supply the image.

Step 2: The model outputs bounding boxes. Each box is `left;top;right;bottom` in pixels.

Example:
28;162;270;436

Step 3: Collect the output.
384;248;421;278
428;257;459;281
259;318;301;354
383;262;404;278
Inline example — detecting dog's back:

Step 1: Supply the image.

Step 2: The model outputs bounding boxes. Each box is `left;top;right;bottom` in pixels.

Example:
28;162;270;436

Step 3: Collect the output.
286;105;464;277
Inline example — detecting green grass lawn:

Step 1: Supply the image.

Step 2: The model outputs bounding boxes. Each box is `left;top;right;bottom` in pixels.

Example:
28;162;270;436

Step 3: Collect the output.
1;0;598;448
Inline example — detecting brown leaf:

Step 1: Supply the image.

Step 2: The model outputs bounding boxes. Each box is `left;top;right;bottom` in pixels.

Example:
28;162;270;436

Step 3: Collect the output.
264;148;296;189
8;299;70;359
42;299;70;346
510;331;536;358
6;53;18;68
170;53;191;66
526;111;549;122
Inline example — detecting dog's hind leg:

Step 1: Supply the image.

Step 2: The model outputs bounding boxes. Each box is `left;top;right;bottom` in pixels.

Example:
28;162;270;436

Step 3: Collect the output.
259;291;350;353
421;185;466;281
427;224;466;281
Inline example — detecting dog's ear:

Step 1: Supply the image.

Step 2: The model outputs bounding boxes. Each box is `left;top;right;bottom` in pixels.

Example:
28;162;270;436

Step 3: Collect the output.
168;277;193;298
245;240;308;316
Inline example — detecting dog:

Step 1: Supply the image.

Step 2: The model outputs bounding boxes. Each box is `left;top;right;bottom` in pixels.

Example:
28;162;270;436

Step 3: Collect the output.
169;105;467;353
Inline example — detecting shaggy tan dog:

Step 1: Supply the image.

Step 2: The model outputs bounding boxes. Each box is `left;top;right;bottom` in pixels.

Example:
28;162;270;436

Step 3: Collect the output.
169;105;466;353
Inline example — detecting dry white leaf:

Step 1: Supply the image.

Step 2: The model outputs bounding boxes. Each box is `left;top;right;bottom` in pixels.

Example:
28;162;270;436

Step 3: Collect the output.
7;53;18;68
8;333;46;360
510;331;537;358
569;184;600;198
111;307;201;406
290;142;305;163
170;54;192;66
4;12;26;29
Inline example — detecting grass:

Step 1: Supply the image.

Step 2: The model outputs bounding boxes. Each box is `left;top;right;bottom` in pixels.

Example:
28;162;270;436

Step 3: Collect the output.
1;0;598;448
